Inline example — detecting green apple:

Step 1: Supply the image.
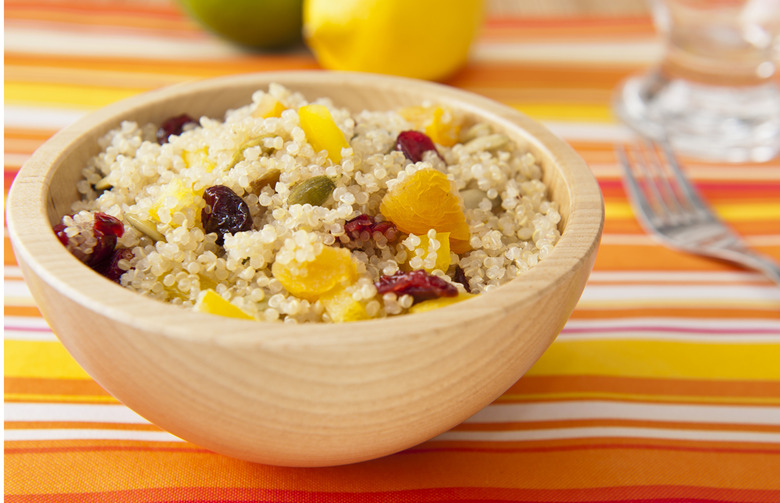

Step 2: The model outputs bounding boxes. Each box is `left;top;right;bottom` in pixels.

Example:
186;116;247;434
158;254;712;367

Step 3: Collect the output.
177;0;303;50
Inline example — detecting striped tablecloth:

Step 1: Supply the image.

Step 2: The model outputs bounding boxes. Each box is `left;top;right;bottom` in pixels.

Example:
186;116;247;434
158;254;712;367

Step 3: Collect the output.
5;1;780;501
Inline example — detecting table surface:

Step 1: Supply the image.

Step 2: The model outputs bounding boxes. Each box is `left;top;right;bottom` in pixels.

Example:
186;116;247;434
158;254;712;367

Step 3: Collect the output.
5;0;780;501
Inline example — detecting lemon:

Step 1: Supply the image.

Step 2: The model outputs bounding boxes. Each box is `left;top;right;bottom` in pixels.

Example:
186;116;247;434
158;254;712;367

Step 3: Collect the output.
177;0;303;50
303;0;484;81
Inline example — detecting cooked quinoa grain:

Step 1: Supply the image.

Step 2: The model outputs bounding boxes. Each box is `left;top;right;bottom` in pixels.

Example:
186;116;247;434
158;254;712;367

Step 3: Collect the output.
58;84;561;323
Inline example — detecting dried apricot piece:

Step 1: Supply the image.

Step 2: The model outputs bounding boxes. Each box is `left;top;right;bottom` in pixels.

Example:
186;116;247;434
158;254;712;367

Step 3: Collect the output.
194;289;254;320
380;168;470;253
252;94;286;119
320;286;369;322
409;292;476;314
298;104;349;163
400;105;460;147
272;244;358;301
416;231;451;273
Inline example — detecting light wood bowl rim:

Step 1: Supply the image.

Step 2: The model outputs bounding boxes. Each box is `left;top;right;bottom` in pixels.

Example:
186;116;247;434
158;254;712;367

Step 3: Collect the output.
7;70;604;348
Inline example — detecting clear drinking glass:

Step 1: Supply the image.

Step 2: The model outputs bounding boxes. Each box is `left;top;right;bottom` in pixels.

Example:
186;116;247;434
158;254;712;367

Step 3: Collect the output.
613;0;780;162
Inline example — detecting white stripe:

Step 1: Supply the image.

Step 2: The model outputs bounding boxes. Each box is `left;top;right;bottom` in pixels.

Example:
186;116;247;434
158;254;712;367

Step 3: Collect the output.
11;401;779;429
579;284;780;303
434;427;780;444
472;40;661;65
3;266;23;278
599;234;780;247
4;105;87;129
465;401;780;425
3;153;31;167
5;26;244;60
588;270;774;283
4;329;57;342
4;429;183;443
4;315;50;330
4;280;32;300
5;403;151;424
564;317;780;332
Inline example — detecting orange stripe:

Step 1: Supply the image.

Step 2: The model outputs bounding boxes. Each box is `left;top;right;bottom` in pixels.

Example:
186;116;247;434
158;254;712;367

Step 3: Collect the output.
5;444;780;492
593;244;780;272
4;0;185;21
4;378;113;402
451;62;632;90
4;52;320;77
5;8;197;33
504;376;780;404
453;419;780;433
2;306;43;318
5;422;161;431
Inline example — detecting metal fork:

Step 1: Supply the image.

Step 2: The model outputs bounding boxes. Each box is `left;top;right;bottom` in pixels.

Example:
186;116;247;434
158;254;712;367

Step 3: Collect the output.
616;139;780;286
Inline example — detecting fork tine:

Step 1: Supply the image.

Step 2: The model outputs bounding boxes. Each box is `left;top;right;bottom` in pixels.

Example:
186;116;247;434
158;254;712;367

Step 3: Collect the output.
640;140;688;220
655;139;711;217
616;144;659;228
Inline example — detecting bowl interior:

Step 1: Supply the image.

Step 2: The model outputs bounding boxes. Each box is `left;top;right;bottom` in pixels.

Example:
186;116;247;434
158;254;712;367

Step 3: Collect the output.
10;71;604;344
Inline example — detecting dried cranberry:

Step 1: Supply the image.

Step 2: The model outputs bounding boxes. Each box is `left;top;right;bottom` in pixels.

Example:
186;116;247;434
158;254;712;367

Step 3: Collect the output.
371;220;398;242
53;222;70;246
94;212;124;239
343;214;398;245
344;214;375;241
53;212;125;272
375;270;457;304
156;114;196;144
395;130;443;163
87;213;124;267
95;247;134;283
201;185;253;245
452;265;471;293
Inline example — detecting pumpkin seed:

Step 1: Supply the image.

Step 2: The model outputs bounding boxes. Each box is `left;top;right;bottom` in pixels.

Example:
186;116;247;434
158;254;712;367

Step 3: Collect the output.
460;188;501;211
463;133;509;153
287;175;336;206
94;176;112;191
228;134;275;169
460;123;492;143
249;168;281;194
125;213;166;242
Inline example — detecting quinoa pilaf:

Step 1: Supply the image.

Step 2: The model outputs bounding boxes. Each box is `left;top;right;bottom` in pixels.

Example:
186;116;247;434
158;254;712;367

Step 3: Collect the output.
55;84;561;323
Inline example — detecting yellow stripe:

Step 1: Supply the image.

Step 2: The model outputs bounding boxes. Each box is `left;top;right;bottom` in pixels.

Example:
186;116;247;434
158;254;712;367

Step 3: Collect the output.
4;81;149;109
9;338;780;382
4;340;91;380
511;103;613;122
4;394;119;404
497;393;780;406
606;201;780;222
527;339;780;380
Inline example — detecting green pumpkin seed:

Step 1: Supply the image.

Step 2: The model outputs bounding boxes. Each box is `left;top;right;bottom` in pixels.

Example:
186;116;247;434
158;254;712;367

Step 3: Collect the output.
125;213;166;242
287;175;336;206
249;168;281;194
228;134;275;169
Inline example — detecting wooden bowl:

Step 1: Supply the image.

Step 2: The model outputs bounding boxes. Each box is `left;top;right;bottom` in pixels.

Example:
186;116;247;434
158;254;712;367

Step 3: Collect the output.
6;71;603;467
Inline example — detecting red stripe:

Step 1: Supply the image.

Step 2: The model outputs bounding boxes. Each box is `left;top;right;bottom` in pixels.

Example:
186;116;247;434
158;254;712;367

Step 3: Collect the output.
5;486;780;503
